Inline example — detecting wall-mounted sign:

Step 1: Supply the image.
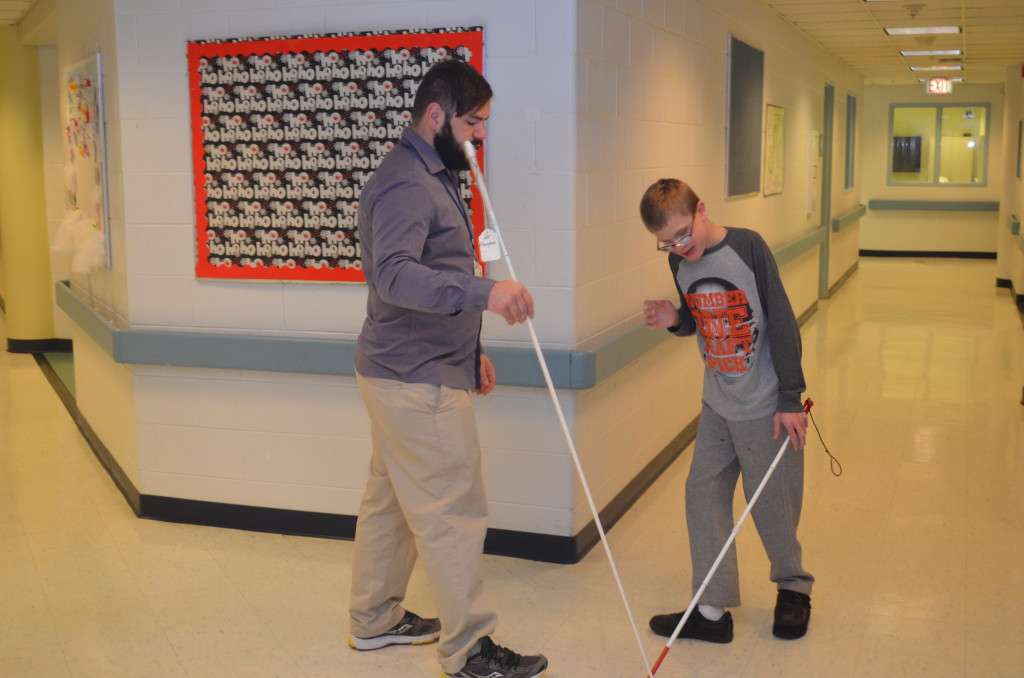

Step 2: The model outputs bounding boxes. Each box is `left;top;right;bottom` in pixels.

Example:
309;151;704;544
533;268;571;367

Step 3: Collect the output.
926;77;953;94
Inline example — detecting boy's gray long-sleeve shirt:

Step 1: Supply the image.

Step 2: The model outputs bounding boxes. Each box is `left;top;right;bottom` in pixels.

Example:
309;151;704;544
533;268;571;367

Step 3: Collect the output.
667;227;805;419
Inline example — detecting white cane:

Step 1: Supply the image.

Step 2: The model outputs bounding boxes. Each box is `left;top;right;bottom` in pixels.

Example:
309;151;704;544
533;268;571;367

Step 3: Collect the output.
649;398;813;675
462;141;655;678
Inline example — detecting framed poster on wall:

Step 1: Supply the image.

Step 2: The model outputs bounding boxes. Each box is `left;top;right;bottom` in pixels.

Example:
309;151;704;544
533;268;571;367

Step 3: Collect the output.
726;36;764;198
59;53;111;272
764;104;785;196
186;28;485;282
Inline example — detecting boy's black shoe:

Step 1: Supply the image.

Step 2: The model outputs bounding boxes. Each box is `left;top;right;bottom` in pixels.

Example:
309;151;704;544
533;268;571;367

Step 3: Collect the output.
773;589;811;639
649;608;733;643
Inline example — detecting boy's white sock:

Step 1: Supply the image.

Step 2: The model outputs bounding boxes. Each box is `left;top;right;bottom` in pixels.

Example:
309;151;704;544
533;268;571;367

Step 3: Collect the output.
698;604;726;621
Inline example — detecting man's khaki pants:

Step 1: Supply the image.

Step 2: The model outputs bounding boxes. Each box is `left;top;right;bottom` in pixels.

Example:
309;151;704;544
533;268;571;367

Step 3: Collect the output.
350;373;497;674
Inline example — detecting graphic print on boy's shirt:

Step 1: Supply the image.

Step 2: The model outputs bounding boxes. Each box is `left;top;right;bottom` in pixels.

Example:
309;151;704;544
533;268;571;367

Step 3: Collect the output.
685;277;759;376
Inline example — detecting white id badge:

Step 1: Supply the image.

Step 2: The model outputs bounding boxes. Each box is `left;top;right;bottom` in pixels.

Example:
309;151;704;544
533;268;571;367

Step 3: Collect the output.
478;229;502;262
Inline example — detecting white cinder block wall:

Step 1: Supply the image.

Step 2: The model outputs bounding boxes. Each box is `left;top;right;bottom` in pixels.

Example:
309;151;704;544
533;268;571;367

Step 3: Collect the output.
572;0;863;532
860;83;1005;254
1014;63;1024;293
995;65;1016;284
67;0;584;537
53;0;865;541
38;47;75;340
998;64;1023;290
52;0;143;484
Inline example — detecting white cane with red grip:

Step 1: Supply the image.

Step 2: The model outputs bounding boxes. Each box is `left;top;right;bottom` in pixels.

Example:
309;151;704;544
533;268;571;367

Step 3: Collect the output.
462;141;655;678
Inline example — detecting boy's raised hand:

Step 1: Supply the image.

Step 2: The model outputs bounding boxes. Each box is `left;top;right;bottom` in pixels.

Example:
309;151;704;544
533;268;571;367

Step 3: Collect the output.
643;299;680;329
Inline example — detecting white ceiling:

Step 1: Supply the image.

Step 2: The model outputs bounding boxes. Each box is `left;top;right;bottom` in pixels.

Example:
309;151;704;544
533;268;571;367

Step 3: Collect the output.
0;0;34;26
758;0;1024;85
2;0;1023;85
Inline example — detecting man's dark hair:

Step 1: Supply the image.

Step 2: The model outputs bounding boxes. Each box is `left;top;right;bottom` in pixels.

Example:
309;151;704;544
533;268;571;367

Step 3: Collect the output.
410;60;492;123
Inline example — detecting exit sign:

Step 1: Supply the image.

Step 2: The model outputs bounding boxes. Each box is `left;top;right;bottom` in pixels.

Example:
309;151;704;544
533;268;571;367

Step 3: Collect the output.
927;78;953;94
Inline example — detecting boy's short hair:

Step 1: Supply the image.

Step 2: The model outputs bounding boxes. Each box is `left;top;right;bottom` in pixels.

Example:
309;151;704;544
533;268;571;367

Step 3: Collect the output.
639;179;701;232
411;60;493;124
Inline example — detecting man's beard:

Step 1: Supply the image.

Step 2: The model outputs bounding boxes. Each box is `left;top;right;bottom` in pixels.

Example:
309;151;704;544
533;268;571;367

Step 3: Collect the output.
434;118;475;171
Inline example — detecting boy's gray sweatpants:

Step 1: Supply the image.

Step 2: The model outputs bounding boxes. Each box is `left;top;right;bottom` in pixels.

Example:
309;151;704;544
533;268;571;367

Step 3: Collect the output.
686;402;814;607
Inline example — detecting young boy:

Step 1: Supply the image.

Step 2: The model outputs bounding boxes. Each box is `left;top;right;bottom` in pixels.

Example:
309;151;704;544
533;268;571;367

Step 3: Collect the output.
639;178;813;642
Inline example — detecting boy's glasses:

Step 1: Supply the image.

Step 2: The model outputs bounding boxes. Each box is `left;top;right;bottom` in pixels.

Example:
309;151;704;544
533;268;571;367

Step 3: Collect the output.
656;221;694;251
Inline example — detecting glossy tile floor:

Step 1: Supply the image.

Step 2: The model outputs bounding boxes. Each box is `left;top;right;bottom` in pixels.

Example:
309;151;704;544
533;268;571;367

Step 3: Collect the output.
2;257;1022;678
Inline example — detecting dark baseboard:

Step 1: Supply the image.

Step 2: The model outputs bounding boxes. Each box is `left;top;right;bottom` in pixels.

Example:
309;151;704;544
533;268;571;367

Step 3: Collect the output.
8;337;74;353
31;353;698;564
796;301;818;327
141;497;580;563
829;261;859;298
1013;284;1024;326
483;528;581;563
997;278;1012;289
33;353;141;514
139;495;357;540
859;249;996;260
564;417;698;563
142;417;699;564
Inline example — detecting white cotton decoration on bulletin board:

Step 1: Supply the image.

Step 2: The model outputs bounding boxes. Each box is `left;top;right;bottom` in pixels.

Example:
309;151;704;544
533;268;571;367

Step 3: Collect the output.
56;53;111;274
53;207;106;274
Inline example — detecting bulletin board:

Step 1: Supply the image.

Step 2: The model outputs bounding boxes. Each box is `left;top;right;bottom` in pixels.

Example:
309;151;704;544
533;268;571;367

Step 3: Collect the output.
187;28;485;282
763;104;785;196
58;53;111;272
726;36;764;198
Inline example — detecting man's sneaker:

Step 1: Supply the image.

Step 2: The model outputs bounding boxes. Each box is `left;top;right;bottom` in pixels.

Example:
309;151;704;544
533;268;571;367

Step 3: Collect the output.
348;610;441;651
649;608;733;643
444;636;547;678
773;589;811;639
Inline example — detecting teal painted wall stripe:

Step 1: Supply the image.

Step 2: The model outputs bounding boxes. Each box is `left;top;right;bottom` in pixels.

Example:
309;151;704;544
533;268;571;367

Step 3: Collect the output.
56;281;587;389
471;344;583;389
56;225;820;391
832;204;866;232
868;199;999;212
590;323;671;384
774;227;825;266
120;329;358;376
1010;214;1020;236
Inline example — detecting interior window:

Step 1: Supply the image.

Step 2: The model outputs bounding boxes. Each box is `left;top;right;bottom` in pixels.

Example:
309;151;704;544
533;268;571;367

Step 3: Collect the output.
889;104;988;186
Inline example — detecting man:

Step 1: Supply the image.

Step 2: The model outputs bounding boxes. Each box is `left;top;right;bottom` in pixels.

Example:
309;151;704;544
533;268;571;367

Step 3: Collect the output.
347;60;548;678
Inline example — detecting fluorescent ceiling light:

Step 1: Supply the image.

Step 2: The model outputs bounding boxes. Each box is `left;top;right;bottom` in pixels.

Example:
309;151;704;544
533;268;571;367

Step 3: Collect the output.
910;65;963;71
917;78;964;83
901;49;962;56
885;26;961;35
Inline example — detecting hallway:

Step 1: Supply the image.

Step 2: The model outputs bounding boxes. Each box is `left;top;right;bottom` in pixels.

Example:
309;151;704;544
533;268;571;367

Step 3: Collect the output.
1;256;1022;677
